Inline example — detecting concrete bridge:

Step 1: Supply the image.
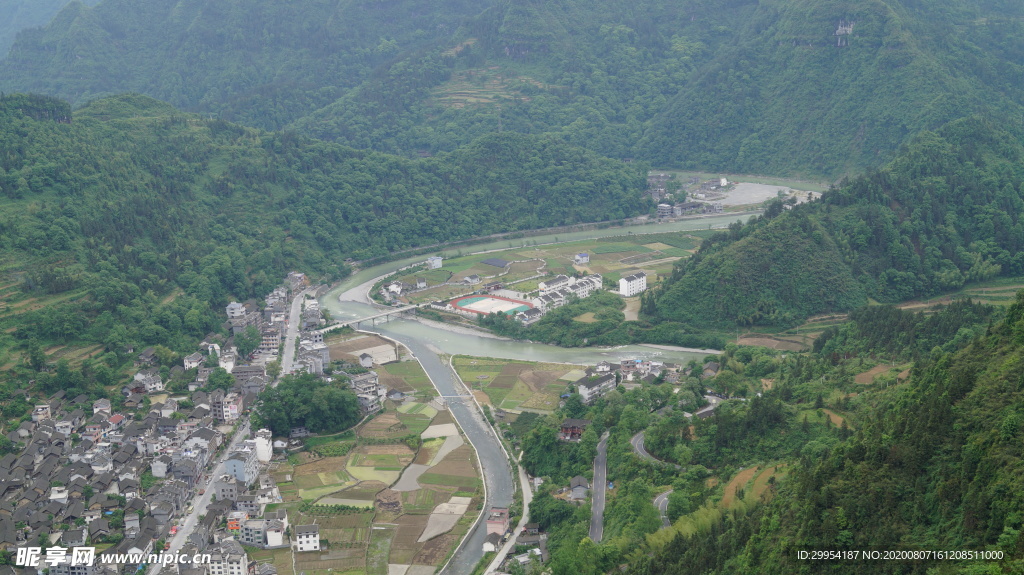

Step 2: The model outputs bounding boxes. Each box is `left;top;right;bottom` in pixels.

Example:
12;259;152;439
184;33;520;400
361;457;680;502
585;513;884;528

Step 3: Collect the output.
316;304;423;334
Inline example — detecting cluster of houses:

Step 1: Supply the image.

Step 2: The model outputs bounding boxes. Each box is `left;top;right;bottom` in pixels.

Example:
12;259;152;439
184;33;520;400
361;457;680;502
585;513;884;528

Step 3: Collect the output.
481;506;548;573
656;201;724;218
0;380;312;575
564;358;682;406
513;274;605;325
0;275;344;575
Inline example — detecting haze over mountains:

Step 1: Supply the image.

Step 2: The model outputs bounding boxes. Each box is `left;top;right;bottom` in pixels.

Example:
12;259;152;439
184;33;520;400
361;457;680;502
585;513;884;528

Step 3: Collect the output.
5;2;1024;574
4;0;1024;177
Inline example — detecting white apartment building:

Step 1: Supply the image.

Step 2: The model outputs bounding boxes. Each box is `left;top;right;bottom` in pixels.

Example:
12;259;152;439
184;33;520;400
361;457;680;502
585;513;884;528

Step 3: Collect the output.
294;524;320;552
618;272;647;297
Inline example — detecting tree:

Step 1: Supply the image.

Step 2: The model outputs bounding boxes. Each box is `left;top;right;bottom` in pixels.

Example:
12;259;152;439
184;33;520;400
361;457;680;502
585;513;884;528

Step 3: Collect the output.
235;325;262;359
266;360;282;381
26;340;46;371
563;394;587;419
206;368;234;392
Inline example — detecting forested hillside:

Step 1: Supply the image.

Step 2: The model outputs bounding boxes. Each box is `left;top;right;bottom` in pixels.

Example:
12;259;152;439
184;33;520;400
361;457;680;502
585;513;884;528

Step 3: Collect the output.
5;0;1024;176
0;0;98;55
653;118;1024;327
0;92;642;395
624;296;1024;575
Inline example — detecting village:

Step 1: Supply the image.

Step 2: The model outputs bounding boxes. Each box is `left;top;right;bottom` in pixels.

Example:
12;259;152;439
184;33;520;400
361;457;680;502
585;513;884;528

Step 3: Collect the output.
0;272;427;575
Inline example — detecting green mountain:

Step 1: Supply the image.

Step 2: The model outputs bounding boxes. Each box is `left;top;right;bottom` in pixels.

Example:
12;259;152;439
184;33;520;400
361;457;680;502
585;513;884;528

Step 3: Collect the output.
626;295;1024;575
0;91;642;359
654;118;1024;327
0;0;99;56
0;0;492;130
5;0;1024;176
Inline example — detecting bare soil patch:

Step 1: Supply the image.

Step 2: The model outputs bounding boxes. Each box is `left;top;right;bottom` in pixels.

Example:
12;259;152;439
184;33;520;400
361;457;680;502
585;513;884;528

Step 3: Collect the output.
328;334;393;360
413;534;458;565
379;371;414;393
359;412;408;438
623;297;641;321
297;456;348;474
737;335;806;351
574;312;598;323
430;410;453;426
519;370;560;391
821;409;848;428
854;364;892;384
429;445;476;477
761;379;774;391
720;466;758;509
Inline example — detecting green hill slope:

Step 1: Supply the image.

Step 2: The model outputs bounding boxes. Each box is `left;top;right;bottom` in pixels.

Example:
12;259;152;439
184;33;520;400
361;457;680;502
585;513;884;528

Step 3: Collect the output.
638;0;1024;175
0;0;100;56
0;0;492;130
0;91;644;303
5;0;1024;176
629;294;1024;574
654;117;1024;327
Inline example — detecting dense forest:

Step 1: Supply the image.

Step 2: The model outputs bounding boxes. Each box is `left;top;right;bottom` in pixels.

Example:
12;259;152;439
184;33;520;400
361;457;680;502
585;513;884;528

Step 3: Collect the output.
0;92;643;425
0;0;97;55
505;298;1007;575
5;0;1024;176
620;296;1024;575
653;118;1024;327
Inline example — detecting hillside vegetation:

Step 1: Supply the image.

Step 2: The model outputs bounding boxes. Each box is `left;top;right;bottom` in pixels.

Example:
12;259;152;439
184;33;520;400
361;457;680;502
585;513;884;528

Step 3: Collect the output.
0;92;642;403
625;294;1024;575
4;0;1024;176
0;0;99;55
653;118;1024;327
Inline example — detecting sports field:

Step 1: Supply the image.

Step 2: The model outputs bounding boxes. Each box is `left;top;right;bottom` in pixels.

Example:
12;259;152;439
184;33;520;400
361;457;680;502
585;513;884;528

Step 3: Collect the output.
450;295;532;315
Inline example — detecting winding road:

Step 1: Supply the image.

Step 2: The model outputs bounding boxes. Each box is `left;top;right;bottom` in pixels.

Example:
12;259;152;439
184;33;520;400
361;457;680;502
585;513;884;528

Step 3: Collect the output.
653;490;672;528
589;431;610;542
630;431;682;470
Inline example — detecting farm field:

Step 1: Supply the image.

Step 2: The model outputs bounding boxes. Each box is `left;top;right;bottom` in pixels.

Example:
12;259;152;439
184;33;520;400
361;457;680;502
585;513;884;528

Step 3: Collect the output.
385;232;704;305
262;394;482;575
452;356;577;412
377;361;435;397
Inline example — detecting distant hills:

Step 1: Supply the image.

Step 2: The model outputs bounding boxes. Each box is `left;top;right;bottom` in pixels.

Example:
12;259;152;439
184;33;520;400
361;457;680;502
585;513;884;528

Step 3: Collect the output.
654;117;1024;327
0;0;99;56
0;92;644;309
3;0;1024;176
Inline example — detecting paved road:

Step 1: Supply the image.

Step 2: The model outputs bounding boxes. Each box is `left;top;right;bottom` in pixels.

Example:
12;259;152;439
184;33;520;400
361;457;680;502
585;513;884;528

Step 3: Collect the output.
374;327;515;575
589;431;609;542
630;432;657;463
653;490;673;528
280;288;307;375
630;432;682;470
150;420;250;574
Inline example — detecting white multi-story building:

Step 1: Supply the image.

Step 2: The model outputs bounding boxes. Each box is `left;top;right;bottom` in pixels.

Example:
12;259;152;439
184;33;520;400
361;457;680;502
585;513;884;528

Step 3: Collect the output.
577;374;617;405
618;272;647;297
224;445;259;487
538;275;574;296
427;256;443;269
225;302;246;319
349;372;384;414
294;524;320;552
254;428;273;463
206;538;247;575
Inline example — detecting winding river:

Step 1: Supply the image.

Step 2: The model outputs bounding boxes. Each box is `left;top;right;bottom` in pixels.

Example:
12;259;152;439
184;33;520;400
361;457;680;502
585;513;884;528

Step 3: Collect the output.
317;214;752;573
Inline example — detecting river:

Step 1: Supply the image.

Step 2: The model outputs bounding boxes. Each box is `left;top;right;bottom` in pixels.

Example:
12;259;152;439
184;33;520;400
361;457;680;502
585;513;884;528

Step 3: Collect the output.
319;213;750;365
317;214;751;573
